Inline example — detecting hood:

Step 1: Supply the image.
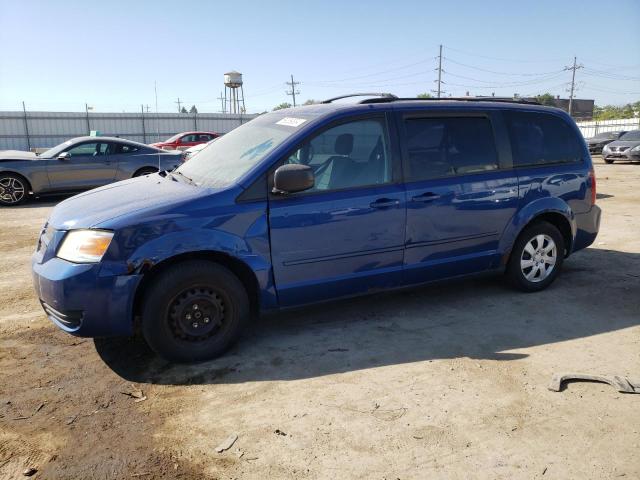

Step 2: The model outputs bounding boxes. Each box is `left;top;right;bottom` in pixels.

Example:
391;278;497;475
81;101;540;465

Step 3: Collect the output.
47;173;209;229
586;138;608;144
605;140;640;148
0;150;38;161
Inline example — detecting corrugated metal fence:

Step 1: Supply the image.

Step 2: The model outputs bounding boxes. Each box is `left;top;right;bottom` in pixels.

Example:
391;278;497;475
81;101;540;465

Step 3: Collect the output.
0;111;259;151
576;117;640;138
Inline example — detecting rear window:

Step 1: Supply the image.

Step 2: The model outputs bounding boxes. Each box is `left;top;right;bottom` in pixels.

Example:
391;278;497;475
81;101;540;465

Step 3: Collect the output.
404;116;499;181
505;111;582;167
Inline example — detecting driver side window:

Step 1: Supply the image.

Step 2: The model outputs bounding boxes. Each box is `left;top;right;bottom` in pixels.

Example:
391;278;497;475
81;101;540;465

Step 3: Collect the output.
66;143;105;157
285;118;391;192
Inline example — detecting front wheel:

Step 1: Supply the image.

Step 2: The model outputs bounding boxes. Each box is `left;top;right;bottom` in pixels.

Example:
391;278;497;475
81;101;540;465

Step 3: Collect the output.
506;221;565;292
141;261;249;362
0;173;28;206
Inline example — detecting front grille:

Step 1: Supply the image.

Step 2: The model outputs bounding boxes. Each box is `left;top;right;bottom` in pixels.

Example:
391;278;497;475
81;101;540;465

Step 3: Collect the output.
41;301;83;329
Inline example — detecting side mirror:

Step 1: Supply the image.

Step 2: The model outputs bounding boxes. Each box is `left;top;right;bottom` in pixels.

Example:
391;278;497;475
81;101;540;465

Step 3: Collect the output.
273;164;314;194
57;152;71;161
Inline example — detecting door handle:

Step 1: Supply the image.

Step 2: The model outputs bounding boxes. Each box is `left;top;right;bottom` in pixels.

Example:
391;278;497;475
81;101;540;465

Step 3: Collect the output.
370;198;400;209
412;192;441;202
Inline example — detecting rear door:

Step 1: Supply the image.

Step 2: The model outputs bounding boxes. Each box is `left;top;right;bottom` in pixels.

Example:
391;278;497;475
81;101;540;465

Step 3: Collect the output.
46;142;116;190
268;114;406;306
398;110;519;284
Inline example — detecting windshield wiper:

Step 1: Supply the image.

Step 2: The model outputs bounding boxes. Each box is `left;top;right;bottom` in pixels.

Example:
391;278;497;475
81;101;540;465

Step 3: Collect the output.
171;170;197;185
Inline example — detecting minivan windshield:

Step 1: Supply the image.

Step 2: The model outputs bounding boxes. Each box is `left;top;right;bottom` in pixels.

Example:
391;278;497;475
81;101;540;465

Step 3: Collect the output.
619;130;640;141
175;113;311;188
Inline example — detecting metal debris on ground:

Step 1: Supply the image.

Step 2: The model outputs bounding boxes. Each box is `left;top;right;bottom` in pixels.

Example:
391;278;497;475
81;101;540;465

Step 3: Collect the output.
274;429;287;436
548;373;640;394
215;433;238;453
120;385;147;402
23;467;37;477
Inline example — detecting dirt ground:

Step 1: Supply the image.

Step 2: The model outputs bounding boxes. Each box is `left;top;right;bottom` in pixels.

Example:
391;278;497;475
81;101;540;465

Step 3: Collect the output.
0;157;638;480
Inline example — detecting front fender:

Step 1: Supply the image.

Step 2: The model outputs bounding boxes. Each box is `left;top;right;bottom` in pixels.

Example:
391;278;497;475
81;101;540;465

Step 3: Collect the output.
498;197;575;263
99;204;277;309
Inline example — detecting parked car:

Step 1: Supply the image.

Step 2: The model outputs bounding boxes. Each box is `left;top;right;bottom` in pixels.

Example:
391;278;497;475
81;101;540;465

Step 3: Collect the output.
0;137;182;206
585;130;627;154
602;130;640;164
150;131;219;151
182;137;219;161
32;96;600;362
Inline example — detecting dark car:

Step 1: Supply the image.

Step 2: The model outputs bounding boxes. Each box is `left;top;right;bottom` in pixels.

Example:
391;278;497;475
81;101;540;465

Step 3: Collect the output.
32;95;600;362
586;130;627;154
602;130;640;164
0;137;182;206
150;131;220;151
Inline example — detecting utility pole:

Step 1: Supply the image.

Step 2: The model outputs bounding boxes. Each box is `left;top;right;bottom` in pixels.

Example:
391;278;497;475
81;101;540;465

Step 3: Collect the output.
217;91;225;113
565;56;583;117
141;104;147;143
85;103;92;134
22;101;31;151
175;97;182;113
145;104;151;113
285;74;301;107
436;44;443;98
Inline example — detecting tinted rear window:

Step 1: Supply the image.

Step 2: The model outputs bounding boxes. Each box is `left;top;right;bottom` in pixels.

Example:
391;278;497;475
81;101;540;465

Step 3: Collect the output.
505;111;582;167
404;116;499;181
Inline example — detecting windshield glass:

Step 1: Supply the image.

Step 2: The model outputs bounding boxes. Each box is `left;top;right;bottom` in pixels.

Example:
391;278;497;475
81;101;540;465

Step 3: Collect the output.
620;130;640;141
39;140;73;158
592;132;618;139
163;133;182;143
175;113;310;188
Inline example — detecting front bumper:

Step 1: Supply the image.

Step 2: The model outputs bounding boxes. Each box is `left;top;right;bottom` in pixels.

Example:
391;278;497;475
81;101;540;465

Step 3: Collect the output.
32;255;141;337
588;144;604;154
603;150;640;161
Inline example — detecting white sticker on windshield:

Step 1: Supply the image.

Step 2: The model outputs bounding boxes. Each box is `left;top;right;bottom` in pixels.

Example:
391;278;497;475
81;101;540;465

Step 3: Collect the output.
276;117;307;127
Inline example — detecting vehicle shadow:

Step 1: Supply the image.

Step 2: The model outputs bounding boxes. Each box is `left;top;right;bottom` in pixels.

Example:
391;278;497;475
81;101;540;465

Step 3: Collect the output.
95;247;640;385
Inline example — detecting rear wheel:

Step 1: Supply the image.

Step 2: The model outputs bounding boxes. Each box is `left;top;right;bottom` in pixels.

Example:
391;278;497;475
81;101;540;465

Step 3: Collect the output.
604;159;614;164
507;221;565;292
141;261;249;362
0;173;28;206
133;167;158;177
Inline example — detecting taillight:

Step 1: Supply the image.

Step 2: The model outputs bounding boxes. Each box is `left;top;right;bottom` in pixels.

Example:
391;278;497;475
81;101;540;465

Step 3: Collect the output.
589;167;596;205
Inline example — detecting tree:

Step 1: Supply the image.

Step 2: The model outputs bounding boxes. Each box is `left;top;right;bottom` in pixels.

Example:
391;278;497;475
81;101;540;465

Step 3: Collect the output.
535;93;556;106
303;99;317;105
273;102;292;111
593;101;640;120
416;93;433;99
189;105;198;114
180;106;188;114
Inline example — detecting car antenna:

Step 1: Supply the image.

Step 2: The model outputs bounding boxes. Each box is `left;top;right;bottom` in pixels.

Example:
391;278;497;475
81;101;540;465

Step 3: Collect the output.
155;80;161;172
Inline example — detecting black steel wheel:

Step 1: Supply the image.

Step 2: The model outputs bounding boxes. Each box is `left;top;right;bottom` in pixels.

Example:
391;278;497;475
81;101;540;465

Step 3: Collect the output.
0;173;28;206
141;260;249;362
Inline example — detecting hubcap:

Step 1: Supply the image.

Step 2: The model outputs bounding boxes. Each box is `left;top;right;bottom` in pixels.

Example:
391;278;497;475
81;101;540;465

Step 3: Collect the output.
520;234;557;283
168;287;225;341
0;177;25;204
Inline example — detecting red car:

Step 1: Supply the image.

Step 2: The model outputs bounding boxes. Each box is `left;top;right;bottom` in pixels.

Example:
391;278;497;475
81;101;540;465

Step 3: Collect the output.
150;131;219;151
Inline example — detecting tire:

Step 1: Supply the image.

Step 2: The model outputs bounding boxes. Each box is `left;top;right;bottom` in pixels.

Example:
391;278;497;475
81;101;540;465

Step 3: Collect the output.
0;173;29;206
133;167;158;177
506;221;565;292
141;261;249;362
604;159;614;164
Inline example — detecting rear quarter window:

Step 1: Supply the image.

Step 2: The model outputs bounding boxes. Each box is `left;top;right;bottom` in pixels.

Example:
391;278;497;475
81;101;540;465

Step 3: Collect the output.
505;111;582;167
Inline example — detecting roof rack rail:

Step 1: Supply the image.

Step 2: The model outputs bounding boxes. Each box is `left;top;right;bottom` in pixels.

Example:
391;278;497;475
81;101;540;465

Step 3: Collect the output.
372;96;541;106
321;93;398;104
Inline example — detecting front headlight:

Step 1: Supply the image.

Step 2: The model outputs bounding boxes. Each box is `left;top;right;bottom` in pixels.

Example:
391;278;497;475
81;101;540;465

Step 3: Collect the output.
632;145;640;152
602;144;611;151
57;230;114;263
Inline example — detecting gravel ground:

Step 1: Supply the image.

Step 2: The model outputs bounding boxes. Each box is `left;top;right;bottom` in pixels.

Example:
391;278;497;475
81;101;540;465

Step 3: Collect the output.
0;157;638;479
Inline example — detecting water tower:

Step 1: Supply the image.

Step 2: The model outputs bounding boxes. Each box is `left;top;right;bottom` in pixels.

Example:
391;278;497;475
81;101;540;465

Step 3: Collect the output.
224;71;246;114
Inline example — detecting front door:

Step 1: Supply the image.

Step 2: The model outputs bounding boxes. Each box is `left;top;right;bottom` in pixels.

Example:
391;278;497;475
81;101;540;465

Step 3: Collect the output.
268;115;406;306
46;142;116;190
399;111;519;284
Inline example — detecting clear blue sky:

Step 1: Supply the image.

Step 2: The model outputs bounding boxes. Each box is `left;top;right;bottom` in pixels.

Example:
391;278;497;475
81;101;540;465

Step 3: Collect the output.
1;0;638;113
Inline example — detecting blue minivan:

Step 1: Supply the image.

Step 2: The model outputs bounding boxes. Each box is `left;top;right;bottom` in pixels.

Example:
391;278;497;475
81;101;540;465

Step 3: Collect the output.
32;95;601;362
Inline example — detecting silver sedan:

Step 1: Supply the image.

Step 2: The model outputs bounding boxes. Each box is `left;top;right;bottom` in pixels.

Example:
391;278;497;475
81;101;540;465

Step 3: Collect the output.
0;137;182;206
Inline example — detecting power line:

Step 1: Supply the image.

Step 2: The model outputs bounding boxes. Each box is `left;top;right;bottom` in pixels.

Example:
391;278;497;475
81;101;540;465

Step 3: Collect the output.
285;74;301;107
